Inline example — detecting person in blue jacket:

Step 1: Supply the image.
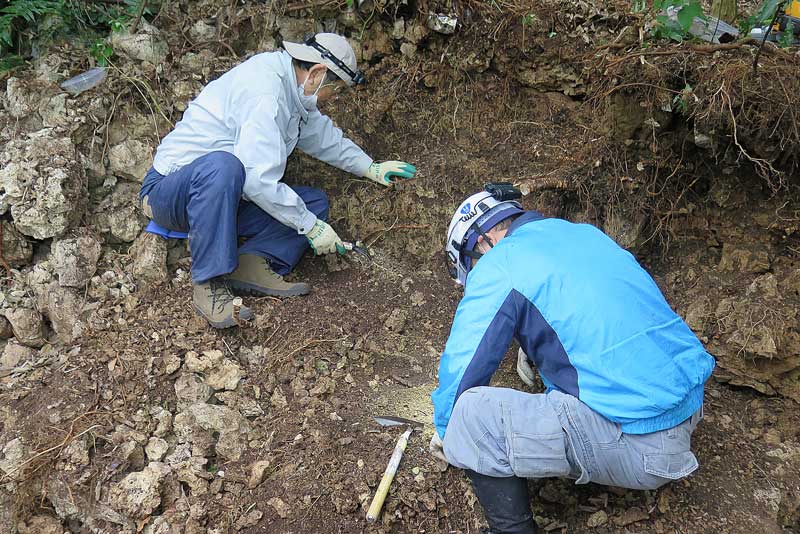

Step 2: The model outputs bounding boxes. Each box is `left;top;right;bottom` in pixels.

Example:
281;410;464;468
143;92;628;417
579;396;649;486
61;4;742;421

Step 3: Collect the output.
429;184;715;534
140;33;416;328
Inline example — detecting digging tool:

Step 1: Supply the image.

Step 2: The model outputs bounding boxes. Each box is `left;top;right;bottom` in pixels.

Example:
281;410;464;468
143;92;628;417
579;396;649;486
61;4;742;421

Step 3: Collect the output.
342;240;372;261
366;416;424;523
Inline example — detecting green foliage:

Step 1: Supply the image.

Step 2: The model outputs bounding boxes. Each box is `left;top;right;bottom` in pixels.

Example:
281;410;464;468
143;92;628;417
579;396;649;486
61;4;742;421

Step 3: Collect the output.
0;0;152;72
739;0;782;34
672;83;694;113
90;39;113;66
0;0;64;49
0;54;25;72
778;17;795;47
651;0;705;42
521;13;538;26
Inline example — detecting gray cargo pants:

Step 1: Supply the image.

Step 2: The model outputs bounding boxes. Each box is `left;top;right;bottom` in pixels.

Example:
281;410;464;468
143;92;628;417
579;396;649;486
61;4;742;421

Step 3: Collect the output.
443;386;701;490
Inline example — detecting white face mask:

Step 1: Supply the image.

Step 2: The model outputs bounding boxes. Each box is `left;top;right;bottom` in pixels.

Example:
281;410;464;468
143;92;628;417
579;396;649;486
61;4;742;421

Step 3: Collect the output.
297;71;323;111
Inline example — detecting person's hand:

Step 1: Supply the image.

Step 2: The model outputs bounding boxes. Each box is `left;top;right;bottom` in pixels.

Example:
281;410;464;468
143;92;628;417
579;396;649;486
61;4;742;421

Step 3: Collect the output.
364;161;417;186
429;432;448;464
305;219;345;255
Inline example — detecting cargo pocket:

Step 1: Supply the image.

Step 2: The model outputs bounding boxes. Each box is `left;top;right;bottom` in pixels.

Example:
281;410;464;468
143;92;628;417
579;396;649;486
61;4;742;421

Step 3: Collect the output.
509;431;572;479
643;450;698;480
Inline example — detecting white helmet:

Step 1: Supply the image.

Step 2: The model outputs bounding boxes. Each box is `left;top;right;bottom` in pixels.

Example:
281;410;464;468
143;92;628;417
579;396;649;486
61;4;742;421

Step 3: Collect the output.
445;184;524;286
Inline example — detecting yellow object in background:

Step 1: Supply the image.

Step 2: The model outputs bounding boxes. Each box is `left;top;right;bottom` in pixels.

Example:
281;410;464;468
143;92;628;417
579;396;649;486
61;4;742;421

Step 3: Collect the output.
787;0;800;18
773;0;800;34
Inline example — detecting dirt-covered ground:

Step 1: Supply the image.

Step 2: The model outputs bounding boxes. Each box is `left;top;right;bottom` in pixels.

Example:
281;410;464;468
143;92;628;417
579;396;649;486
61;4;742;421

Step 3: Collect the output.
1;0;799;533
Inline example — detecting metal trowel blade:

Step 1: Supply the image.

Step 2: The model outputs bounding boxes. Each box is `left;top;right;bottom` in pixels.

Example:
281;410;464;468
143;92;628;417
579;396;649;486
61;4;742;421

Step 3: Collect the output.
374;415;424;428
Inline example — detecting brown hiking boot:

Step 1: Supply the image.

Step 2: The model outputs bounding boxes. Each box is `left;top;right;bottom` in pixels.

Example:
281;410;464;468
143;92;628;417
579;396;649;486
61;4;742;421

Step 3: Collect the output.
193;277;254;329
226;254;310;298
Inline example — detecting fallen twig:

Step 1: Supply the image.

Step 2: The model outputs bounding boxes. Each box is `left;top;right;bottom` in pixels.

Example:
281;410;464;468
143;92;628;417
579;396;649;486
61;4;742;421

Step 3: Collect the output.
284;336;348;360
128;0;147;34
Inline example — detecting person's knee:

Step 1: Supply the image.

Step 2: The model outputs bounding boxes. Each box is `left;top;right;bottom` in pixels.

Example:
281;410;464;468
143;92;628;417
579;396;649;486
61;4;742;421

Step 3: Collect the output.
306;188;329;220
446;388;498;444
444;388;512;476
193;151;245;190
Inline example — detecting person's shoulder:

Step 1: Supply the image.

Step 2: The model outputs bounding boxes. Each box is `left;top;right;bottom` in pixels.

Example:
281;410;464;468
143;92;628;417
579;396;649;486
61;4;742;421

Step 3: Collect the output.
229;52;285;92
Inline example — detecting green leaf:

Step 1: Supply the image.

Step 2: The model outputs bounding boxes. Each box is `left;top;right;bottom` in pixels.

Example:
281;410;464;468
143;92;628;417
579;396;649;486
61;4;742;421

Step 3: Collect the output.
755;0;781;25
676;1;702;31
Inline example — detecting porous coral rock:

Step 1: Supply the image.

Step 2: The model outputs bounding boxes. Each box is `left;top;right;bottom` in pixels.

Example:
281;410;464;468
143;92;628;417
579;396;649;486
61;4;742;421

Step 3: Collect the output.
109;462;172;519
108;139;153;182
0;129;87;239
0;221;33;267
4;308;45;348
110;21;169;64
130;232;168;286
93;182;146;242
52;233;102;287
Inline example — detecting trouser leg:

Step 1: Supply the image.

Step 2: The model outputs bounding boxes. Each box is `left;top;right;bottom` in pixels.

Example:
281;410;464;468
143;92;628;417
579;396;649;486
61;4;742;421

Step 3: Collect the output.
237;186;329;276
466;470;537;534
140;151;245;283
443;387;573;534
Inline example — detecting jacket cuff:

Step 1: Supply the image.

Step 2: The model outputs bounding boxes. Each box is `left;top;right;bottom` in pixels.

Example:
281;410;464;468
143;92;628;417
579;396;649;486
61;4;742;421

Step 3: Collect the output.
354;154;374;177
298;211;318;235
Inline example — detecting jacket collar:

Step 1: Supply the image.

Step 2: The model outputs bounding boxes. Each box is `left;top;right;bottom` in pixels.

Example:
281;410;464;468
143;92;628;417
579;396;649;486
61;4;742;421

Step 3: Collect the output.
279;50;309;121
506;210;545;237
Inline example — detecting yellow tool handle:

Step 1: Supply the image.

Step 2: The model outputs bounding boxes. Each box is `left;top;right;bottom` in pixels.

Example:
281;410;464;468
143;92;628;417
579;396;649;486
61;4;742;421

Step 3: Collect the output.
366;428;413;523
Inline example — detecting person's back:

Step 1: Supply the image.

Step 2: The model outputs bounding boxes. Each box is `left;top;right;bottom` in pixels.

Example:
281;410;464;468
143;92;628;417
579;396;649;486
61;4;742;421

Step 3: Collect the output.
153;52;290;176
431;185;714;534
479;214;714;431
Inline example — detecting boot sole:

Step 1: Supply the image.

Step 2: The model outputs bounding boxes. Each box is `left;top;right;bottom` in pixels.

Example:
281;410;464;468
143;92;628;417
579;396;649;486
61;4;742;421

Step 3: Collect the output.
227;279;310;298
193;304;245;329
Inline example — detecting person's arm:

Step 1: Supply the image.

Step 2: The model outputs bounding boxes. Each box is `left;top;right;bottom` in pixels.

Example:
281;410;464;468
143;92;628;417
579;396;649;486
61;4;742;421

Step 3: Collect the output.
431;254;519;438
235;96;317;234
296;110;373;177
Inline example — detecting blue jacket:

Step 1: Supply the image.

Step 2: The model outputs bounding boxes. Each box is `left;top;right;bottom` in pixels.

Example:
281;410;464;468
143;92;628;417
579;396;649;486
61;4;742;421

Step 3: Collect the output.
432;212;715;438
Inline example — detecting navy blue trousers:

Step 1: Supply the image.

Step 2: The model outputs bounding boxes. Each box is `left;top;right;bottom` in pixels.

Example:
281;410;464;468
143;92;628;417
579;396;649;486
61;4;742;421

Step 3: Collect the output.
140;151;329;283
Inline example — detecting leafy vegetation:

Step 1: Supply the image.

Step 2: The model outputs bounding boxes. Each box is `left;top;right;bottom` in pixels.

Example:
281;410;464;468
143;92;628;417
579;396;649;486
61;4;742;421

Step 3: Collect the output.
739;0;783;34
0;0;153;73
0;0;63;48
651;0;705;42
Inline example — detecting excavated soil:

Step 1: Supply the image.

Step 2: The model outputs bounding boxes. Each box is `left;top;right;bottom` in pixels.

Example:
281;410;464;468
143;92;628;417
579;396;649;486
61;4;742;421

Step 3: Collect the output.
1;0;799;533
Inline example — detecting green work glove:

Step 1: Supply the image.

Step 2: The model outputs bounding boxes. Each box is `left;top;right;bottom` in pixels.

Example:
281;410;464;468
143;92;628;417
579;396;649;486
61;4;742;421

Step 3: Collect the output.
364;161;417;186
305;219;345;256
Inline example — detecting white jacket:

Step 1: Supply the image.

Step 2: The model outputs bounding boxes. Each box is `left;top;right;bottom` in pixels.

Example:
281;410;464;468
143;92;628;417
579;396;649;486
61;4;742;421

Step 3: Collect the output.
152;50;373;234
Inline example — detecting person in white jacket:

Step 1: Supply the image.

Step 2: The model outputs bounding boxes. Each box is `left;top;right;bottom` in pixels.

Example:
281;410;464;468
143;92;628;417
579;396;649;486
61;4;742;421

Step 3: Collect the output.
139;33;416;328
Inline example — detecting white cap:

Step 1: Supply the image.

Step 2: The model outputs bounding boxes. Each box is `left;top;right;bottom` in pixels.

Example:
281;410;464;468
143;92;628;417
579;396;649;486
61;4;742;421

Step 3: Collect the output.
283;33;363;86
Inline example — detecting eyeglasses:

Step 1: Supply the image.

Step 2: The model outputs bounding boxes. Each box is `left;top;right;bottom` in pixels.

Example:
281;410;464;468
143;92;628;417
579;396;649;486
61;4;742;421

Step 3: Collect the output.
304;35;366;86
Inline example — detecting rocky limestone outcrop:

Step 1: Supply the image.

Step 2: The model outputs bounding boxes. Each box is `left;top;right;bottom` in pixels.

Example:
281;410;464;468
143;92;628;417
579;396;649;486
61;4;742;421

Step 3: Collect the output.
0;221;33;267
109;461;173;519
93;182;147;243
0;128;87;239
173;402;250;462
184;350;244;392
52;232;103;288
3;308;45;348
108;139;153;182
110;21;169;64
130;232;169;286
27;261;85;343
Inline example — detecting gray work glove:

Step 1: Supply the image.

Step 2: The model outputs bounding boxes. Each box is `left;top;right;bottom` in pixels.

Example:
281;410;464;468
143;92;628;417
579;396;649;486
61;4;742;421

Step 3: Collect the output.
517;348;537;387
429;432;448;464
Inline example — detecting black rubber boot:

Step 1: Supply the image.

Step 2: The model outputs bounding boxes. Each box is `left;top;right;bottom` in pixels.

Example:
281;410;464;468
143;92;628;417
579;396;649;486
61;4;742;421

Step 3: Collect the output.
466;470;537;534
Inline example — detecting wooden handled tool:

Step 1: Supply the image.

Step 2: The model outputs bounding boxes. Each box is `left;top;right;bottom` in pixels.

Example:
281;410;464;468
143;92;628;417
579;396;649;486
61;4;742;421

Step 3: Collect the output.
366;427;413;522
366;416;423;523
